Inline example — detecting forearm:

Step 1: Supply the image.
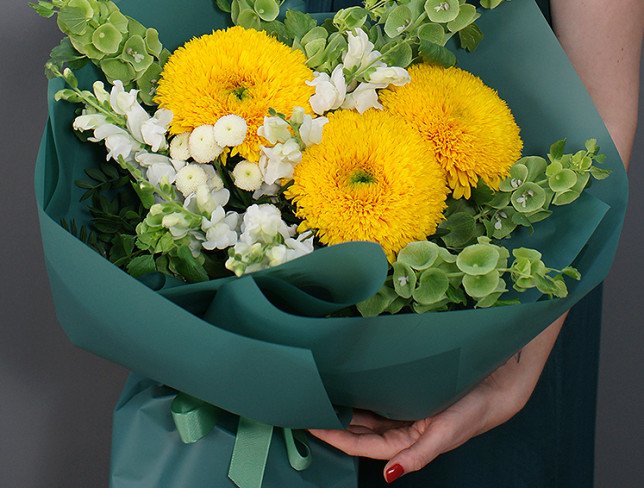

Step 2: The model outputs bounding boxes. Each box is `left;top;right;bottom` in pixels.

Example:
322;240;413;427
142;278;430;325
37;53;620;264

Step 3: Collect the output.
551;0;643;167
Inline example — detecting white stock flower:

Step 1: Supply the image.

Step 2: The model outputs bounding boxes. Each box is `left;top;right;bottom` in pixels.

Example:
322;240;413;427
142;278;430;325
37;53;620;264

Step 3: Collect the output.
136;152;170;167
240;204;293;245
343;29;383;72
259;139;302;185
342;82;383;113
170;132;191;161
258;116;292;145
125;104;150;143
189;125;223;163
307;65;347;115
192;185;230;215
252;183;281;200
141;109;173;152
73;112;107;131
90;124;141;162
175;164;209;197
201;207;239;251
232;160;263;191
92;81;110;104
298;115;328;147
213;114;248;147
145;162;177;187
109;80;139;115
161;212;191;238
367;66;411;88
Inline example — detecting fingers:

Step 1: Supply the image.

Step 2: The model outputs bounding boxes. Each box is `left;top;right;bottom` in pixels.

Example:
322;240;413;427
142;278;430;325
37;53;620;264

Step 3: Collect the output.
350;410;411;434
307;426;416;460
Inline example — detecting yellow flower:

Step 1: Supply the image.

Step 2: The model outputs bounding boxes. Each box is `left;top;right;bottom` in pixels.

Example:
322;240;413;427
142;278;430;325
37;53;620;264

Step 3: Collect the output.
155;26;314;162
380;64;523;199
285;110;449;261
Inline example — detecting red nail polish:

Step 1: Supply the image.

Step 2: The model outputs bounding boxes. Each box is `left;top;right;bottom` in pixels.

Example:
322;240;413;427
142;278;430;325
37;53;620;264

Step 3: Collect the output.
385;464;404;484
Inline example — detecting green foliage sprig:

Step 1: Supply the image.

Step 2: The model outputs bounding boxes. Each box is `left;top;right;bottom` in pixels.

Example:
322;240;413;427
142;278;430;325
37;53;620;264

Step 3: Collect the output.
437;139;611;251
226;0;506;72
31;0;169;104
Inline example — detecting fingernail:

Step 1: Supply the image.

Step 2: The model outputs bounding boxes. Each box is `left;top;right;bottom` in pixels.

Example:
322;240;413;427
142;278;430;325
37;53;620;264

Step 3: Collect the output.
385;464;404;484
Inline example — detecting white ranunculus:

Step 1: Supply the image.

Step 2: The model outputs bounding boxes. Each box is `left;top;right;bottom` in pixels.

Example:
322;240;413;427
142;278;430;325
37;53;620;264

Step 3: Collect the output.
367;66;411;88
342;82;383;113
213;114;247;147
232;160;263;191
109;80;139;115
257;116;292;145
175;164;209;197
189;125;223;164
299;115;328;147
170;132;191;161
307;65;347;115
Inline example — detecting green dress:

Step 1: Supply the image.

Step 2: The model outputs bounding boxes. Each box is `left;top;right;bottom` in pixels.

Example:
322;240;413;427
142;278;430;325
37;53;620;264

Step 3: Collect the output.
316;1;602;486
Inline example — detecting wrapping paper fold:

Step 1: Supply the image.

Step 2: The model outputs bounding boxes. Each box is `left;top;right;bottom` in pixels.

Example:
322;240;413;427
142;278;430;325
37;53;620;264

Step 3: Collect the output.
35;0;628;485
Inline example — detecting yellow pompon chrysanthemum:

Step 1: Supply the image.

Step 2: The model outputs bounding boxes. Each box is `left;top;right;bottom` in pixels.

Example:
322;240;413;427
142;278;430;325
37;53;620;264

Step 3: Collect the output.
380;64;523;199
285;110;449;262
155;27;314;162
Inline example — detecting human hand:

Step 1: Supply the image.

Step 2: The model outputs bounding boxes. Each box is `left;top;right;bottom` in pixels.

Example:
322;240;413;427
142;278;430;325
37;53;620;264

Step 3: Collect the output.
309;313;568;483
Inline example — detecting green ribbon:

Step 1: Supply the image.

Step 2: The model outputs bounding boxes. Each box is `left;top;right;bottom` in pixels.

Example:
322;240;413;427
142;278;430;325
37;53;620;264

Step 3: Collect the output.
171;393;313;488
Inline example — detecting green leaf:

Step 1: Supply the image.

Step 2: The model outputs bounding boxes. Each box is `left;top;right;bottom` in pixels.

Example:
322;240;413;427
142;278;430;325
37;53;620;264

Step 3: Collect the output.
127;254;157;277
548;168;577;192
92;23;123;54
413;268;450;305
480;0;503;8
380;41;413;67
397;240;440;270
562;266;581;280
549;139;566;161
589;166;612;180
172;246;209;283
254;0;280;22
120;35;153;73
456;243;499;275
417;23;446;46
384;5;413;38
447;4;478;32
145;28;163;57
284;10;317;41
425;0;460;23
216;0;232;13
357;286;399;317
58;3;93;36
511;182;546;213
439;211;476;249
392;262;417;299
100;57;135;83
30;1;56;18
458;23;483;52
419;39;456;67
462;270;500;298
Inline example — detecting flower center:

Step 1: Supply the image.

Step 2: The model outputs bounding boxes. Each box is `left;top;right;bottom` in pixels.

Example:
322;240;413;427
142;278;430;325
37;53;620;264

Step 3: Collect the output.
348;169;377;186
231;86;249;101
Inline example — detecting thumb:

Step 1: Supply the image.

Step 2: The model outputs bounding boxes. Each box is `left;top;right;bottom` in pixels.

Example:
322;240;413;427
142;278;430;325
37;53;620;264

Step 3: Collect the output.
382;423;450;483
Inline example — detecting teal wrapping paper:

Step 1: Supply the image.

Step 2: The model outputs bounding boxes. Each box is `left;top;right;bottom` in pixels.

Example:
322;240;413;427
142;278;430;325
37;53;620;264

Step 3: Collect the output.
34;0;628;486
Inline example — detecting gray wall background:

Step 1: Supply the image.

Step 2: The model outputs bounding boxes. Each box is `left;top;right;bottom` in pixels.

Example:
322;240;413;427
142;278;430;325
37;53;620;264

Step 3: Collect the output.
0;2;641;487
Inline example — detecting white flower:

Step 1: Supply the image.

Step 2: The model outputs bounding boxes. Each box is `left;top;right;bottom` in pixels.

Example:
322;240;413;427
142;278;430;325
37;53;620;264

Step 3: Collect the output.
109;80;139;115
252;183;281;200
259;139;302;185
307;65;347;115
145;162;177;187
90;124;141;162
92;81;110;104
136;152;170;167
367;66;411;88
213;114;247;147
161;212;191;238
342;82;383;113
298;115;328;147
232;160;263;191
73;112;107;131
240;204;293;245
125;104;150;143
141;109;172;152
189;125;223;163
290;106;305;125
343;29;383;72
201;207;239;250
258;116;292;145
194;185;230;214
170;132;191;161
175;164;209;197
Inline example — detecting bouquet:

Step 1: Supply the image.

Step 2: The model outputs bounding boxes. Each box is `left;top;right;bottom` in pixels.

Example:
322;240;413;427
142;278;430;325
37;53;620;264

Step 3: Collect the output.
33;0;628;486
